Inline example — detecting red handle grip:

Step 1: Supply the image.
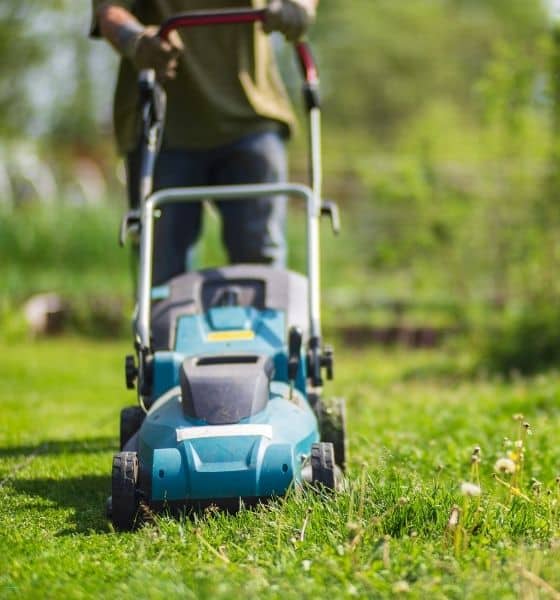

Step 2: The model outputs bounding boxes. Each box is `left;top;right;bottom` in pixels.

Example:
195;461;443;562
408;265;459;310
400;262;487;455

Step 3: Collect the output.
295;42;318;86
158;9;266;40
158;9;319;86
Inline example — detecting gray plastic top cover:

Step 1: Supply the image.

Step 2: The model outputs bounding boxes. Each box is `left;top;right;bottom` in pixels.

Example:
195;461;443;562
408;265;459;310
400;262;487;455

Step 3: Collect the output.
151;265;309;351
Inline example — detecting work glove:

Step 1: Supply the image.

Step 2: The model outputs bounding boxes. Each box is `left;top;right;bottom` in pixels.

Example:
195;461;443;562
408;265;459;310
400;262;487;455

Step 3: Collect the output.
263;0;316;42
127;26;184;81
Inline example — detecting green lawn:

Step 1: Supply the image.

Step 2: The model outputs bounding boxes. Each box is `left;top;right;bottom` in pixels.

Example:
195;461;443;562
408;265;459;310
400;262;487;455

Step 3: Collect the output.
1;338;560;598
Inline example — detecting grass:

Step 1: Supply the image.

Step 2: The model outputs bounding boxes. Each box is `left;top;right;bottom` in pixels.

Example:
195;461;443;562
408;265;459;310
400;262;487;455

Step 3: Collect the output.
1;338;560;598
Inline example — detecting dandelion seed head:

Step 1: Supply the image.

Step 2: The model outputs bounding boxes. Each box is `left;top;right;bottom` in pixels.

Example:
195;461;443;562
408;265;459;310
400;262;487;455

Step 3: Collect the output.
392;580;410;594
447;506;460;528
514;440;523;449
347;583;358;597
494;457;516;475
346;521;360;534
461;481;481;497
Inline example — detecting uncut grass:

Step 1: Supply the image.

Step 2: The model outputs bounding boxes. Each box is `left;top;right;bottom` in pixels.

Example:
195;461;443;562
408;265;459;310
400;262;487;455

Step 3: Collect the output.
1;340;560;597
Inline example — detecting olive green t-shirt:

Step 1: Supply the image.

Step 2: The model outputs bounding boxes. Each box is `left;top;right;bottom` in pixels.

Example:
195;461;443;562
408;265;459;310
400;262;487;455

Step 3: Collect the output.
91;0;296;153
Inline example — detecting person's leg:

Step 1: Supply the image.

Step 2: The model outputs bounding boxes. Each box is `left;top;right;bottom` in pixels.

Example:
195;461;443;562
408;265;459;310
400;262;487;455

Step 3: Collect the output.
211;130;287;267
126;147;209;285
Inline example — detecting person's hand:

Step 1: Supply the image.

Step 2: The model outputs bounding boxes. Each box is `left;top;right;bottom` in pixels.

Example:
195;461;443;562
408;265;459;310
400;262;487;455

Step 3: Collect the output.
131;26;184;81
263;0;316;42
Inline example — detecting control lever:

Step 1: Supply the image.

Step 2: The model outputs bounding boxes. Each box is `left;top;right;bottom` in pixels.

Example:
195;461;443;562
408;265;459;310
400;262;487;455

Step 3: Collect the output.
321;200;340;235
119;210;141;246
288;326;303;400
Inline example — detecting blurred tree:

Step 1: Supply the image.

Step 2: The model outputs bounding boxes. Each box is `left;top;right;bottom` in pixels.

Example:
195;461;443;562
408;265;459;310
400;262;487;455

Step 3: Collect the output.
312;0;546;143
0;3;43;138
0;1;106;150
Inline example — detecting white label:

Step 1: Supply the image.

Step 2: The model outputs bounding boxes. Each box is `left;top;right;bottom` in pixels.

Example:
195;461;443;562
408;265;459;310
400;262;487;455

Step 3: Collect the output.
176;424;273;442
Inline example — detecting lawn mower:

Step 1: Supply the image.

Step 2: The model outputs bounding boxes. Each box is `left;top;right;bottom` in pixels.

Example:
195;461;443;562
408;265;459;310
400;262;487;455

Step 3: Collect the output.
110;8;346;530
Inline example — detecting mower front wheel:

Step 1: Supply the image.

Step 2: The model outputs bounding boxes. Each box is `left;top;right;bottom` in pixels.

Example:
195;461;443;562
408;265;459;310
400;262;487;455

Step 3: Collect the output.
311;442;343;491
318;397;348;472
111;451;139;531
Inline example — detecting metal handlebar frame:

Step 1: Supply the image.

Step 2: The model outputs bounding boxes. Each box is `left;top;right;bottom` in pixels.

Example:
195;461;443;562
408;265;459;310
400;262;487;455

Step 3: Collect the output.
136;183;321;354
133;8;328;388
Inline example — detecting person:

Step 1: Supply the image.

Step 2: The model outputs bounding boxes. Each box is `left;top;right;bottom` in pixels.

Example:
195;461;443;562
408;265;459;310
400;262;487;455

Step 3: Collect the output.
90;0;319;286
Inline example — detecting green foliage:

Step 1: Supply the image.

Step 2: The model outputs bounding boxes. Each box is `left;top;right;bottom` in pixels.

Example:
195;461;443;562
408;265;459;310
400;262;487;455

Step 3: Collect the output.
0;4;43;138
0;204;129;300
1;1;559;373
312;0;546;143
479;299;560;375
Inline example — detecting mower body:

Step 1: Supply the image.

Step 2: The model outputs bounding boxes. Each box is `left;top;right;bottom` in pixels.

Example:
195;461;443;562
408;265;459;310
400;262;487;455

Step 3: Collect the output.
132;266;319;506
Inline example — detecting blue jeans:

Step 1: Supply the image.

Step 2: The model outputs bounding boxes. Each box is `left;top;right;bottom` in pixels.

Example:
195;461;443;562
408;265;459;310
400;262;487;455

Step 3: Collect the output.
127;130;287;286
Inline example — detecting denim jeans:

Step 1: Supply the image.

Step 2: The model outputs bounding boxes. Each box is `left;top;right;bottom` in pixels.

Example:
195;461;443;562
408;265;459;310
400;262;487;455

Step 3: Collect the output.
127;130;287;286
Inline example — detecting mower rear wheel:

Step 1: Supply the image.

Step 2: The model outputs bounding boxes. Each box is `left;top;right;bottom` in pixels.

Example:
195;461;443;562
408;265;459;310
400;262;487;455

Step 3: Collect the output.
111;451;139;531
120;405;145;450
319;397;347;472
311;442;343;491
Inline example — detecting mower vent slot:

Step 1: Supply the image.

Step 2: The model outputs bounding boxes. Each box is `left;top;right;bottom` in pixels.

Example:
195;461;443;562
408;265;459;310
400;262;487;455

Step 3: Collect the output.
196;355;259;366
203;279;265;310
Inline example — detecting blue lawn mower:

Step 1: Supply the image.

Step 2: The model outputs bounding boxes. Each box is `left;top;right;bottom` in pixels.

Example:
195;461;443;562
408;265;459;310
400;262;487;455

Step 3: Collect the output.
110;9;346;530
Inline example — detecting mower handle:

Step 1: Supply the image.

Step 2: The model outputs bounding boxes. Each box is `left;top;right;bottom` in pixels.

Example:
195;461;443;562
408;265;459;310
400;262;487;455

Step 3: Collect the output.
158;8;319;87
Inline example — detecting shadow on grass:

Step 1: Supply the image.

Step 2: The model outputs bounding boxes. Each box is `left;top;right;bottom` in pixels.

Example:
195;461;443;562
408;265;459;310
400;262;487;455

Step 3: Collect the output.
9;474;112;534
0;436;117;458
1;437;117;534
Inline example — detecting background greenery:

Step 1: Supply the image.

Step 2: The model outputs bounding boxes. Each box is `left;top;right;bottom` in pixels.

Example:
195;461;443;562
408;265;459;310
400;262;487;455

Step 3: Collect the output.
2;0;559;369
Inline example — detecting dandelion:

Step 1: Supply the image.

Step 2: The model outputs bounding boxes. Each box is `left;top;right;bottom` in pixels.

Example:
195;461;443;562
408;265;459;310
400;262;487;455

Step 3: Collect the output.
447;505;460;529
514;440;523;449
494;457;516;475
346;521;360;533
513;413;524;421
392;580;411;593
471;446;481;464
470;445;482;486
461;482;481;497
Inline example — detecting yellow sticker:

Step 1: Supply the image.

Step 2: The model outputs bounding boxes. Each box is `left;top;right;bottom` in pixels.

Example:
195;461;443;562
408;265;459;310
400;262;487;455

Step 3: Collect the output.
206;330;255;342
